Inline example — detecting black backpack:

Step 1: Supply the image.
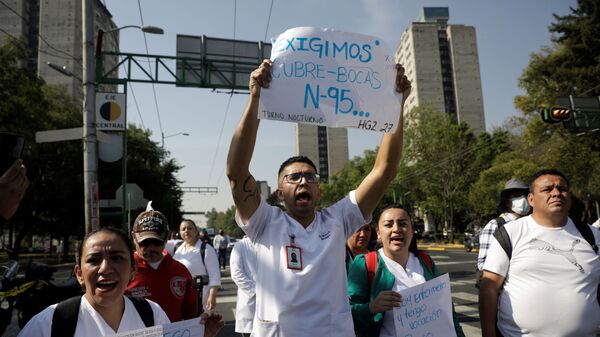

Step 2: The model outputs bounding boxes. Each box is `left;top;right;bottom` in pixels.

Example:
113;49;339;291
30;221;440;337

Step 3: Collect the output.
475;217;507;288
174;240;208;266
50;296;154;337
493;221;599;305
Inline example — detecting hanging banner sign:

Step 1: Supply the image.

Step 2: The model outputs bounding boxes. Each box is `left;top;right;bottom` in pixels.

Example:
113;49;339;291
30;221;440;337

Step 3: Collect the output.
96;92;126;131
259;27;402;133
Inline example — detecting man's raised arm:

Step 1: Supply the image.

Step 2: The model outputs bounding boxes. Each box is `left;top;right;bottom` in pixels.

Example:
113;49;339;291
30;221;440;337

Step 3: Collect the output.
354;64;411;218
226;60;272;224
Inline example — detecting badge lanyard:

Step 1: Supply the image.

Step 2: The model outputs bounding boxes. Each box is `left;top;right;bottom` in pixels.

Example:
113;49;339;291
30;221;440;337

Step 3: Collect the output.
286;230;303;270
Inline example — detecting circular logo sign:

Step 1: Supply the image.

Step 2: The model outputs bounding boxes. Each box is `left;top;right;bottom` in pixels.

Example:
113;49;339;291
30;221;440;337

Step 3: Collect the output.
99;101;121;121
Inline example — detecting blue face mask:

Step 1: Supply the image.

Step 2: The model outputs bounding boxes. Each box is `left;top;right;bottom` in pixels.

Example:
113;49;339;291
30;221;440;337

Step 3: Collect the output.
510;196;530;216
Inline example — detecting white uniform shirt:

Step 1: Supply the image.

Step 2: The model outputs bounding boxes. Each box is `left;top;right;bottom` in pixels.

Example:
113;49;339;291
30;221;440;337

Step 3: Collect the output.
173;240;221;310
236;191;369;337
483;216;600;336
230;237;258;333
17;296;170;337
378;250;426;337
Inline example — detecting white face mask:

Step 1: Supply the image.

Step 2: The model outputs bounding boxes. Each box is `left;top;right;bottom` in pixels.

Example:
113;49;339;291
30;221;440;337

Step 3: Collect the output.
510;196;530;215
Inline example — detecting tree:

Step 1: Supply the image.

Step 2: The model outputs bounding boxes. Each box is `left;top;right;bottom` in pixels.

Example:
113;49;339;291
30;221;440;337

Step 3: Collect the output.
1;38;186;256
401;105;479;240
205;206;242;238
0;39;84;256
512;0;600;223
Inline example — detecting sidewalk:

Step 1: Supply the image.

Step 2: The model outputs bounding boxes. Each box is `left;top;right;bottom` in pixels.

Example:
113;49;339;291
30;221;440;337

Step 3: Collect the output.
418;241;469;251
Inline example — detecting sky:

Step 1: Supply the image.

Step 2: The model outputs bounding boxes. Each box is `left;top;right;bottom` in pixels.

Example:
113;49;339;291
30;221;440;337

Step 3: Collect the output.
102;0;577;221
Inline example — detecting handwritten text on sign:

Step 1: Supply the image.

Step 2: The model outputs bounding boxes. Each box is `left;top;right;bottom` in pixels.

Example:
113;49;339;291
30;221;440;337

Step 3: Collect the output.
260;27;402;133
393;274;456;337
106;317;204;337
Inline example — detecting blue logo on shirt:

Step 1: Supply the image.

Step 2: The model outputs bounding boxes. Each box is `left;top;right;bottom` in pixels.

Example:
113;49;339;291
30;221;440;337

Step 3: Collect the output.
319;231;331;240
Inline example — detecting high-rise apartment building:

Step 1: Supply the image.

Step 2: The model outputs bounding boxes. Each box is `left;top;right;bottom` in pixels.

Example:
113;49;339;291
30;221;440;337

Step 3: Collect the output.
295;124;348;183
395;7;486;134
0;0;117;106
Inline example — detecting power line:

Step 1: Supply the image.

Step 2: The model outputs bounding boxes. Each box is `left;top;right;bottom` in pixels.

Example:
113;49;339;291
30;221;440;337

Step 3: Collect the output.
264;0;275;41
206;92;234;186
0;0;81;64
397;132;497;183
136;0;163;138
233;0;237;40
0;27;78;68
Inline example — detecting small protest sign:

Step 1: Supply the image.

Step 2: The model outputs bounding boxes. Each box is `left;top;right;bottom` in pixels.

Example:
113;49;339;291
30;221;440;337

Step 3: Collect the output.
106;317;204;337
393;273;456;337
260;27;402;133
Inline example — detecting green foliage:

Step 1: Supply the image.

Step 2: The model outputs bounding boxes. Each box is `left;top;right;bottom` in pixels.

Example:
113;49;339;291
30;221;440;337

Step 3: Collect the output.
319;149;376;208
516;0;600;115
205;206;243;238
0;39;84;253
401;105;480;235
0;39;185;253
468;156;538;221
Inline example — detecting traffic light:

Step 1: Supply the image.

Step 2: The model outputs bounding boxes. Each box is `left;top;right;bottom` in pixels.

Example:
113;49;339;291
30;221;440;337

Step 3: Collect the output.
541;106;573;123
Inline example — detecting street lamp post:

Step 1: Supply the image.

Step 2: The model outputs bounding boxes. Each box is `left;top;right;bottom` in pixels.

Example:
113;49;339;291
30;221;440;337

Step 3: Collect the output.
82;0;96;235
92;20;164;231
162;132;190;148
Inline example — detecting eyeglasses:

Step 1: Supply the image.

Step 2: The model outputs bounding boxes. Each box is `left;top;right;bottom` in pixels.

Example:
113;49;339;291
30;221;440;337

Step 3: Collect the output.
139;238;165;247
283;172;320;184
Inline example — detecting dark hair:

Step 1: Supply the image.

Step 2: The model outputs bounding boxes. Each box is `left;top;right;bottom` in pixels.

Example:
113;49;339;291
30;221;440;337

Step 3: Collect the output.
181;218;196;227
278;156;318;178
77;227;135;267
529;169;570;193
180;218;199;239
377;204;419;254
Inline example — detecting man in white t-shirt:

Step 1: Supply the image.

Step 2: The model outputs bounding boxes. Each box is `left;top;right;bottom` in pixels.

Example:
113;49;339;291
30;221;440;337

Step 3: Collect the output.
226;59;411;337
479;169;600;337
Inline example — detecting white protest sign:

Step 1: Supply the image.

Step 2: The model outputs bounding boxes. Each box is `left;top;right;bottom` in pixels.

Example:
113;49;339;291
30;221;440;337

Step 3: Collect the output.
393;273;456;337
260;27;402;133
106;317;204;337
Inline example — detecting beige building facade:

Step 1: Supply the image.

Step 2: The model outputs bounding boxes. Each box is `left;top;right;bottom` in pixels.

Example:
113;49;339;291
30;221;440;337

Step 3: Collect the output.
1;0;117;106
395;7;486;134
295;124;348;183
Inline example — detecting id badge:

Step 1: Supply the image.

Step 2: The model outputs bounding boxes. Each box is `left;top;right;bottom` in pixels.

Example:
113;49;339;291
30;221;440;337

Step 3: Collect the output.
286;245;303;270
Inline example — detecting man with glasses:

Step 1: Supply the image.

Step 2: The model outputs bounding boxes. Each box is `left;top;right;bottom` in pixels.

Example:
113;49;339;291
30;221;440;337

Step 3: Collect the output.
226;59;411;336
126;208;198;322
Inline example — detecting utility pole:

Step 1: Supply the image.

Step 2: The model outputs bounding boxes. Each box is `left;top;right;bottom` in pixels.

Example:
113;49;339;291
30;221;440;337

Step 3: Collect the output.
83;0;98;234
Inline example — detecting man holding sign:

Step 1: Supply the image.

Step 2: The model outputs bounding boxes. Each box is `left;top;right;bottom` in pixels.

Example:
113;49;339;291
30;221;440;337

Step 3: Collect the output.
226;27;410;337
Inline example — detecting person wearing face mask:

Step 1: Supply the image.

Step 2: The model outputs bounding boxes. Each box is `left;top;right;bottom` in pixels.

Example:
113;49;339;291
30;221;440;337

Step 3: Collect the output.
476;179;530;278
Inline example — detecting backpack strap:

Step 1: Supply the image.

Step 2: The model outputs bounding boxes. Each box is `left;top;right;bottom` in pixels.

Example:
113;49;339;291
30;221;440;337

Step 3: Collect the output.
365;251;378;288
174;240;184;253
416;250;433;273
51;296;81;337
493;225;513;259
201;241;207;265
574;222;598;254
127;296;154;327
495;216;507;227
51;296;154;337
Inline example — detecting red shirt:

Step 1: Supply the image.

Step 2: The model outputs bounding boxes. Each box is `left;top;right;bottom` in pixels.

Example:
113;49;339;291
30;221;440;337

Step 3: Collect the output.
126;252;198;321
